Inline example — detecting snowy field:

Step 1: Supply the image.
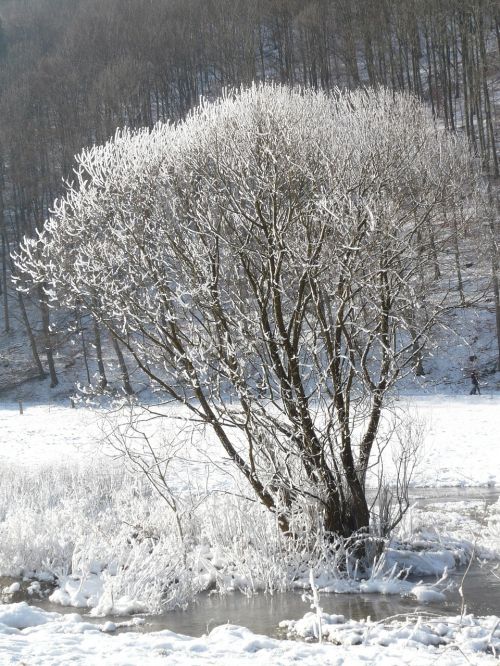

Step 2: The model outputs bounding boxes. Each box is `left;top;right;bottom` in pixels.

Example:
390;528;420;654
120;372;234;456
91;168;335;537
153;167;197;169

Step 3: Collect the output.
1;394;498;487
0;395;499;664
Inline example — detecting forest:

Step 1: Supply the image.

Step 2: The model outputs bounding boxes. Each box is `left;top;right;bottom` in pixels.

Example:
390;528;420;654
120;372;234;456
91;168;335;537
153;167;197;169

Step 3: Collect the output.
0;0;499;393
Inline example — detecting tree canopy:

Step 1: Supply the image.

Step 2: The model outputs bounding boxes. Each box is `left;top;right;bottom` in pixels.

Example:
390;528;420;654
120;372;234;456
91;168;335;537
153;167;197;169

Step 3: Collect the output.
17;84;485;538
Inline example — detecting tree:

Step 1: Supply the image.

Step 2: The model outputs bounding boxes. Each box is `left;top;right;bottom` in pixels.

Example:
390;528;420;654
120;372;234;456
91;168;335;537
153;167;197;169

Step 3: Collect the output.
16;84;484;539
1;0;499;393
0;18;6;60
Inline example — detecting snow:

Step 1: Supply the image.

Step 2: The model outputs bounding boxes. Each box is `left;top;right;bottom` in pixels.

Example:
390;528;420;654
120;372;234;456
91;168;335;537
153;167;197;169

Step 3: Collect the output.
282;609;500;659
0;603;61;629
410;585;447;603
0;402;103;467
0;394;499;663
0;602;498;665
385;546;459;576
403;395;500;488
1;394;499;488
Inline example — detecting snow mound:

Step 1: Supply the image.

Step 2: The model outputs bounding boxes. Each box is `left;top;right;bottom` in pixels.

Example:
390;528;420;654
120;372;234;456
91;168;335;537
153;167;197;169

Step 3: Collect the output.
0;602;498;665
282;610;500;655
0;602;61;629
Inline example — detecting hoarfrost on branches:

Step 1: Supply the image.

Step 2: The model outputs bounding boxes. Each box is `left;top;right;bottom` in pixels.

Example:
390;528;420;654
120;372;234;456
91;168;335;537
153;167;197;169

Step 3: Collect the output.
15;83;488;540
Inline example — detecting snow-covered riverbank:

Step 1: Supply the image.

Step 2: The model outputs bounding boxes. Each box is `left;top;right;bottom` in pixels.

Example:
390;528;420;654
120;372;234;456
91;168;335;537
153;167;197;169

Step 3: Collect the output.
1;602;499;665
0;395;499;664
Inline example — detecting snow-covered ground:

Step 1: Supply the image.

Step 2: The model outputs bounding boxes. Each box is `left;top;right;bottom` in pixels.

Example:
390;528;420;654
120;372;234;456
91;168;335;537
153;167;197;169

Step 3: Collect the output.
1;602;500;665
0;394;499;664
1;394;498;487
398;395;500;488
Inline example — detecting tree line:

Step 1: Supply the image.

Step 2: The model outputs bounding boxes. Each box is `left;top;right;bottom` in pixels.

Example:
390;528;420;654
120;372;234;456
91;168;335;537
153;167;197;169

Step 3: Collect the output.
1;0;499;390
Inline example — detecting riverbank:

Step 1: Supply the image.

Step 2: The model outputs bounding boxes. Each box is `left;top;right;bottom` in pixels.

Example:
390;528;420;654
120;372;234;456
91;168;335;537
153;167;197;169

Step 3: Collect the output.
0;396;499;664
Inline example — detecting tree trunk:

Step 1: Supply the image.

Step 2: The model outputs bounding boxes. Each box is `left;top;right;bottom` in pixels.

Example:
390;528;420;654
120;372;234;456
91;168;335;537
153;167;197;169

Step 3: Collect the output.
93;315;108;390
38;284;58;387
17;291;46;379
1;232;9;333
324;489;370;538
78;310;91;385
111;334;133;395
489;189;500;371
0;177;9;333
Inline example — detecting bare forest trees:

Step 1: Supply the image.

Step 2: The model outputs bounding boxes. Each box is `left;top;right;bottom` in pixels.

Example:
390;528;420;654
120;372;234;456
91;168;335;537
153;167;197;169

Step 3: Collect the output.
1;0;499;387
16;86;487;537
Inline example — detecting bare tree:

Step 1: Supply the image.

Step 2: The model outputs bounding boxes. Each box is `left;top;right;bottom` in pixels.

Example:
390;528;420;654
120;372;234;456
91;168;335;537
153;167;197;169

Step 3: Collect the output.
1;0;499;395
16;85;486;539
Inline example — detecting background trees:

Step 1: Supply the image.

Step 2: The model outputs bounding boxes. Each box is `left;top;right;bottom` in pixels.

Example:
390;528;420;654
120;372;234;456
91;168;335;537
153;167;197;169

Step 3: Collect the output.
0;0;498;392
17;85;485;537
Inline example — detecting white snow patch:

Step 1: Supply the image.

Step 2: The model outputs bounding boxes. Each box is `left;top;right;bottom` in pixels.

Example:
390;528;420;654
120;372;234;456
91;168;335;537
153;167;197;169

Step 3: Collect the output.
2;582;20;594
0;603;498;665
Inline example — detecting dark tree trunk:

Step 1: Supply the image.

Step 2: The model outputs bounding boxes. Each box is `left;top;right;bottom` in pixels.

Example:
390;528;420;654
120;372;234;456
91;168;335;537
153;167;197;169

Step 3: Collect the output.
1;232;8;333
17;291;46;379
93;315;108;390
111;334;133;395
488;189;500;371
38;284;58;388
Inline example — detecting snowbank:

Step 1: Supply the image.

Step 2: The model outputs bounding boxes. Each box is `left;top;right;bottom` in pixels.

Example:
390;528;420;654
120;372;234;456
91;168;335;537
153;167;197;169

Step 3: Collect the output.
282;609;500;660
0;602;498;665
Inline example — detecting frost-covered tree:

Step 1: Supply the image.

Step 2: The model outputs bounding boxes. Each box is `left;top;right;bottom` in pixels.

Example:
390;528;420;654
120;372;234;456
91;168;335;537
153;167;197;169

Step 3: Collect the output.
16;84;484;538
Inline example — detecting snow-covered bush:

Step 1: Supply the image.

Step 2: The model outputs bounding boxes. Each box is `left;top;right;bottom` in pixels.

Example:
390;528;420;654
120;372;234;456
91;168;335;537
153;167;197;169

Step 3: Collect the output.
16;83;489;540
2;449;494;615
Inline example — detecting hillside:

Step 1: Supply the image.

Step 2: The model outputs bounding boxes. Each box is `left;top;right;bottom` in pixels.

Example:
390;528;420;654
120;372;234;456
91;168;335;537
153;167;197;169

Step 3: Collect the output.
0;0;499;401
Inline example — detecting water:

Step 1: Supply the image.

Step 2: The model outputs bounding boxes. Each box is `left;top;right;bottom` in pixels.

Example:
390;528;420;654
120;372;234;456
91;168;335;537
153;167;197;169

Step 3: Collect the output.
6;563;499;638
407;486;499;506
117;565;500;637
2;487;498;638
